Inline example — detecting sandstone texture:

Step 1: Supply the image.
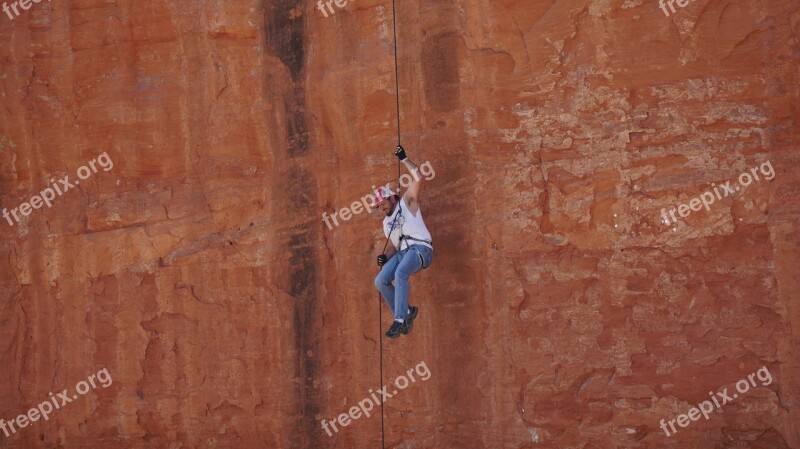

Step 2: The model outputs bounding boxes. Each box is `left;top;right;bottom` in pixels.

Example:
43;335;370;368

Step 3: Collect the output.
0;0;799;448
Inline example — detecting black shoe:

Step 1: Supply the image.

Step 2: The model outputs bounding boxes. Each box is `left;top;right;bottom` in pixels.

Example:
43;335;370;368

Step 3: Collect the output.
385;321;405;339
402;306;418;335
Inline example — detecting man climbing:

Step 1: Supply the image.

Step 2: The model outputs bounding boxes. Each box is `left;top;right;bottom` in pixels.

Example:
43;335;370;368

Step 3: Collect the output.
374;145;434;338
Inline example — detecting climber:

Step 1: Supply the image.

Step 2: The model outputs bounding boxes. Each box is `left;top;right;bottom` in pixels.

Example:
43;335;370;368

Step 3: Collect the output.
374;145;434;338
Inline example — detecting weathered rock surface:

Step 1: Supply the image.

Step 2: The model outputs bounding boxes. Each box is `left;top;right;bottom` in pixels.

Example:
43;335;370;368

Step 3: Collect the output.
0;0;798;448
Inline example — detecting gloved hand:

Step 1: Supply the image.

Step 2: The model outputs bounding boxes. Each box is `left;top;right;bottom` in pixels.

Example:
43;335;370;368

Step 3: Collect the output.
377;254;388;266
394;145;407;161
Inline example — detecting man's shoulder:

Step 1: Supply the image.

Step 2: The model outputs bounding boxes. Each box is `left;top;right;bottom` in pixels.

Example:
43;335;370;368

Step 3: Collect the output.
400;195;416;209
400;195;420;215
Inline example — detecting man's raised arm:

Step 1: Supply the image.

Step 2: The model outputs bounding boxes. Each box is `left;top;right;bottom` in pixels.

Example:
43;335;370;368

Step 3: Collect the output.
395;145;423;214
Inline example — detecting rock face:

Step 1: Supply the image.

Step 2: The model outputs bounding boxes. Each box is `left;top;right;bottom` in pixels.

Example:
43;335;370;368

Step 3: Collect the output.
0;0;798;448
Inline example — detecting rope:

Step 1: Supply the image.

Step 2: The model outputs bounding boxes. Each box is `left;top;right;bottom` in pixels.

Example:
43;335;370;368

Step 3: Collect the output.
391;0;401;146
378;292;385;449
378;1;402;447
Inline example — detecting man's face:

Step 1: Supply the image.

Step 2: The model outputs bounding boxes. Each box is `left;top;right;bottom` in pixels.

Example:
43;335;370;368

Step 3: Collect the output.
378;196;396;216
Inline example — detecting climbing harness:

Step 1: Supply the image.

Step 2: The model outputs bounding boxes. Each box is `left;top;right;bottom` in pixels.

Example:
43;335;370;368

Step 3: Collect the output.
398;235;433;269
395;207;433;268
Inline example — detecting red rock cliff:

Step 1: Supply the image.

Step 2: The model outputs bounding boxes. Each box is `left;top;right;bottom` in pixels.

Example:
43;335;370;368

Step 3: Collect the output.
0;0;798;448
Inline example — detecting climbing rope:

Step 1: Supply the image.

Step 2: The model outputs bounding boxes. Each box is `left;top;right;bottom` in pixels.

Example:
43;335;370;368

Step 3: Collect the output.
377;0;403;447
391;0;401;147
378;290;385;449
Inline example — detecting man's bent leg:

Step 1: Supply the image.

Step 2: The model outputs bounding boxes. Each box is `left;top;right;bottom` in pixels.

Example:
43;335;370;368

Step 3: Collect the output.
393;249;424;320
374;255;401;312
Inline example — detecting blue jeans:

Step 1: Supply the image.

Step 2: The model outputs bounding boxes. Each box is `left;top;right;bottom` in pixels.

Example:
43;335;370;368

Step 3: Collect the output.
374;244;433;320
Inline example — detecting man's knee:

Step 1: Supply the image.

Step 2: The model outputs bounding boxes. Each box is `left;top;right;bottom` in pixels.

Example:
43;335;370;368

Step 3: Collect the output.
374;274;389;290
395;268;413;281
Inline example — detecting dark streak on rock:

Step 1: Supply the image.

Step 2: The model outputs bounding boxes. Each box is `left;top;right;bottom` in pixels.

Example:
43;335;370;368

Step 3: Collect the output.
264;0;305;82
264;0;309;156
422;32;462;112
286;172;321;448
263;1;320;440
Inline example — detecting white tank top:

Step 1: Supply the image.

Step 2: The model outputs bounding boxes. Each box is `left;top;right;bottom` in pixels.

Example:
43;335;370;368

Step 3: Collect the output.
383;197;433;250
